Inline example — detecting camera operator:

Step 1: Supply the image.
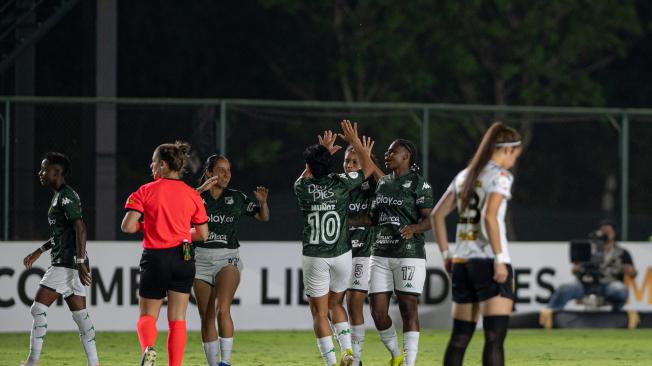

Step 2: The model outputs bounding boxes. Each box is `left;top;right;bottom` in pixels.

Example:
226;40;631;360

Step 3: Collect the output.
545;220;637;312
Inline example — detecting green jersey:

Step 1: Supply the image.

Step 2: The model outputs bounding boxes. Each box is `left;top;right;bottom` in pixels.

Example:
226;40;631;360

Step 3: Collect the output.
47;184;83;269
371;171;434;259
294;170;364;258
195;189;260;249
348;178;376;258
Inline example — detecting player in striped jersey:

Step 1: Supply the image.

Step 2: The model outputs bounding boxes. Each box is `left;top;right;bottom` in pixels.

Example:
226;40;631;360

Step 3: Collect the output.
430;122;522;366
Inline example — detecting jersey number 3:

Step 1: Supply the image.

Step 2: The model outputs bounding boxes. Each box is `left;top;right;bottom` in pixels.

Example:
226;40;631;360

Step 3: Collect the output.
307;211;341;245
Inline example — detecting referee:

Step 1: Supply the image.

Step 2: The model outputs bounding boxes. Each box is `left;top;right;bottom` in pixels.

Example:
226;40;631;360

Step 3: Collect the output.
121;141;209;366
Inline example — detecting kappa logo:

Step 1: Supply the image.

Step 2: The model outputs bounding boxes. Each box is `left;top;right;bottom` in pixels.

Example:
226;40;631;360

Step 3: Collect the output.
353;280;361;286
61;197;72;206
403;180;412;188
225;196;234;205
405;283;414;288
422;182;431;190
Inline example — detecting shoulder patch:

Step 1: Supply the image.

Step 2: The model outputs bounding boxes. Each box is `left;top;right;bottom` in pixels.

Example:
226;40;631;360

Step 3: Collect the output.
422;182;431;190
62;197;72;206
225;196;234;205
402;180;412;188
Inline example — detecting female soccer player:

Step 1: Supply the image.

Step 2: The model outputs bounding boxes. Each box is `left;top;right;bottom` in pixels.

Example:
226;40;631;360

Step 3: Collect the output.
121;141;209;366
294;121;378;366
342;141;383;366
193;154;270;366
430;122;522;366
21;152;99;366
350;139;434;366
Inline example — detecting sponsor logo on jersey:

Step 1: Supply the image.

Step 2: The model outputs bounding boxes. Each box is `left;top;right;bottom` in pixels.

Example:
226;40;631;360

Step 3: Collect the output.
207;232;228;243
351;239;363;248
376;235;400;245
208;214;235;224
416;196;425;205
348;202;369;212
402;180;412;188
225;196;234;205
374;194;403;206
379;212;401;226
48;218;56;225
311;203;336;211
307;184;335;200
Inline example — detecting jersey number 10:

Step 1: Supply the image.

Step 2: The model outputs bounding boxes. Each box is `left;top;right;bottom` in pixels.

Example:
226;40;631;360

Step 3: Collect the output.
307;211;341;245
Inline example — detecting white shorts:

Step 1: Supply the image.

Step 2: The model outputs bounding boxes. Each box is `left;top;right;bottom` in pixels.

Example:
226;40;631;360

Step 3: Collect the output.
349;256;371;292
302;250;352;298
194;247;243;286
40;266;86;297
369;256;426;295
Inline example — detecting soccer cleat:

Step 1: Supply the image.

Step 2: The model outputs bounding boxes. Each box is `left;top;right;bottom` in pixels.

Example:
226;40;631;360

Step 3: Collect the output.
339;348;354;366
20;362;38;366
139;346;156;366
388;352;404;366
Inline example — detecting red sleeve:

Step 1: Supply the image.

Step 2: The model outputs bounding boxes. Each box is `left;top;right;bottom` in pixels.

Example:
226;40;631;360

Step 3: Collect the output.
125;186;145;213
191;191;208;225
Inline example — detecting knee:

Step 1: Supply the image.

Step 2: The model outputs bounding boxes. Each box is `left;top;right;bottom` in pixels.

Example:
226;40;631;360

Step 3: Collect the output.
30;302;48;318
557;282;583;295
216;305;231;318
607;282;628;298
371;306;388;323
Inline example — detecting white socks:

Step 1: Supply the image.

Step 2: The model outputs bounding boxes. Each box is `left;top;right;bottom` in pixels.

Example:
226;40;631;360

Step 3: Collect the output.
403;331;419;366
351;324;365;365
27;302;48;364
378;323;402;357
317;335;337;366
219;337;233;365
203;340;219;366
71;309;99;366
333;322;352;352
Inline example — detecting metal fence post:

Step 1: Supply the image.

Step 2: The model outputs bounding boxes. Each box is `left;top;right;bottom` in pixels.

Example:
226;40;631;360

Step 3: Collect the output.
421;108;429;179
620;113;629;241
3;100;10;240
220;100;227;156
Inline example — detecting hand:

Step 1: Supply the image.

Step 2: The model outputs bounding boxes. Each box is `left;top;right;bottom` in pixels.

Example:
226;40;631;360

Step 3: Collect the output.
197;176;221;193
572;264;583;274
318;130;342;155
361;135;375;157
77;263;92;286
399;225;416;240
493;263;508;284
23;250;42;269
253;186;269;203
338;119;361;145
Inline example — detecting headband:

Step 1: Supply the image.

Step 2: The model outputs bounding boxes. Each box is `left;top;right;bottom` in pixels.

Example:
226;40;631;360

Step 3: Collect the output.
496;141;522;148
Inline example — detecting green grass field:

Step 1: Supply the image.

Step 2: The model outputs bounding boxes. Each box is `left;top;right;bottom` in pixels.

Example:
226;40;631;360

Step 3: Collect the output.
1;329;650;366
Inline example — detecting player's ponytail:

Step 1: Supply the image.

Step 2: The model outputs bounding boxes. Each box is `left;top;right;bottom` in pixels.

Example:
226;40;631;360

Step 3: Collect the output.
393;139;421;174
155;140;191;174
303;144;333;179
460;122;521;212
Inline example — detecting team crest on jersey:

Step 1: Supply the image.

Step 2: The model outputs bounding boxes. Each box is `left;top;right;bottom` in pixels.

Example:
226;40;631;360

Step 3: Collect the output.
225;196;234;205
402;180;412;188
361;181;370;190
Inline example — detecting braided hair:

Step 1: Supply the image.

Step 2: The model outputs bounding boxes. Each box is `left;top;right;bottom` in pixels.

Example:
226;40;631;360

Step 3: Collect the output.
393;139;420;173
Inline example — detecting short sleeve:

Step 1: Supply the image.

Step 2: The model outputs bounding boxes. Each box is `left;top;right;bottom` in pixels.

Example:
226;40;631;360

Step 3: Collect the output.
415;178;435;209
191;191;209;225
489;171;513;199
125;188;144;213
336;170;365;192
241;192;260;217
621;249;633;265
62;190;83;222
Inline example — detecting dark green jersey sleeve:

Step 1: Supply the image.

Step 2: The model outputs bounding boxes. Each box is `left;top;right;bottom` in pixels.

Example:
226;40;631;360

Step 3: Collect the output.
334;170;365;193
239;191;260;218
61;187;83;222
415;177;435;210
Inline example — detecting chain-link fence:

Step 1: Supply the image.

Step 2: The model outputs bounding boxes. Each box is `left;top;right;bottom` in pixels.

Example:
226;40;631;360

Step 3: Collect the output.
1;97;650;242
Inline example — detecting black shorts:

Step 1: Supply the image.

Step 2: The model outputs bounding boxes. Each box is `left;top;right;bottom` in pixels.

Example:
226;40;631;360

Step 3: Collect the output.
451;258;514;304
139;244;195;299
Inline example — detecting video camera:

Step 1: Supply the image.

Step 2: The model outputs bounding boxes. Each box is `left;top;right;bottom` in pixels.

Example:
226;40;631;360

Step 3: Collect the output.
569;230;609;285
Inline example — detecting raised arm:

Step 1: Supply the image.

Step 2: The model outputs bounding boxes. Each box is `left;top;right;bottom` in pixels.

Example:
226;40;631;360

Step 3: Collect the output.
339;120;381;180
360;135;384;180
254;186;270;222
